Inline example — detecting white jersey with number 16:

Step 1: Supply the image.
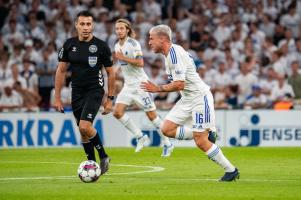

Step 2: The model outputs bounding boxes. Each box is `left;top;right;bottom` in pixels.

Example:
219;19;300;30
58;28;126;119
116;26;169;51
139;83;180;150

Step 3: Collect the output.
164;44;210;99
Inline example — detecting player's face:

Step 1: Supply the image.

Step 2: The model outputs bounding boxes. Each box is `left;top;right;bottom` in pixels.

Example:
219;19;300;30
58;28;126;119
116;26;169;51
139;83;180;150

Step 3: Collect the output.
115;22;128;40
149;31;162;53
75;16;94;40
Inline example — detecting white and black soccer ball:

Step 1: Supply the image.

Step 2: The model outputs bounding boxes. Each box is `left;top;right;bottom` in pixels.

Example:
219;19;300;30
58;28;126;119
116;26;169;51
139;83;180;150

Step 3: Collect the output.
77;160;101;183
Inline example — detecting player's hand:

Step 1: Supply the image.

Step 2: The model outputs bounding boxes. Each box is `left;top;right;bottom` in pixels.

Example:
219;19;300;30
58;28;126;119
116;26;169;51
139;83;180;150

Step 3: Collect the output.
140;81;160;93
115;50;125;61
54;98;64;113
102;100;113;115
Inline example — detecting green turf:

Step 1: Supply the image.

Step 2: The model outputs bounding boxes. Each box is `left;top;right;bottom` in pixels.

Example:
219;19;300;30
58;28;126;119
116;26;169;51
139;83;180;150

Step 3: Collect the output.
0;147;301;200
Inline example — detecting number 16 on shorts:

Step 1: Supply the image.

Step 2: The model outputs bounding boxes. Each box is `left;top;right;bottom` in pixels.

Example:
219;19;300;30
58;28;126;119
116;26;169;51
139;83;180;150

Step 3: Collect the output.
192;112;204;130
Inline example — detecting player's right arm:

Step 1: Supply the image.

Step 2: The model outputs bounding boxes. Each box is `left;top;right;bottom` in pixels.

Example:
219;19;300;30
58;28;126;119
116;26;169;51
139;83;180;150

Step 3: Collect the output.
54;62;68;112
140;80;184;93
55;42;70;113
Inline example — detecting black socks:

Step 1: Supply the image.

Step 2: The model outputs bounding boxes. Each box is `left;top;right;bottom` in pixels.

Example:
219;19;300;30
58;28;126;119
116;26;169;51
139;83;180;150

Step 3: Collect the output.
82;141;96;161
90;133;108;159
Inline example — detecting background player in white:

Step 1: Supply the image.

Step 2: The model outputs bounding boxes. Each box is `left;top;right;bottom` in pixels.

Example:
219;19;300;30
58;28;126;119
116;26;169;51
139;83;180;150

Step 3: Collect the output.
141;25;239;181
113;19;174;157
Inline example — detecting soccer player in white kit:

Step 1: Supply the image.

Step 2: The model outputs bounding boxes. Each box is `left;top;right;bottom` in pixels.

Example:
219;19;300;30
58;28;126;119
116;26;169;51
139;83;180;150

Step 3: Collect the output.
113;19;174;157
141;25;239;181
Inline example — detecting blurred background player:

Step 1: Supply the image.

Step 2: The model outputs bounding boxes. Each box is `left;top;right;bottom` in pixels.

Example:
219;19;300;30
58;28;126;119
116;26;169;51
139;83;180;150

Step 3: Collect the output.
113;19;174;157
141;25;239;181
54;11;115;175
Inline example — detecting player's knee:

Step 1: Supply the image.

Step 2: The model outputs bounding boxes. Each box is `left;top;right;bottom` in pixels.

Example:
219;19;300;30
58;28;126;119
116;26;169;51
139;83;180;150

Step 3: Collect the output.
79;123;90;135
160;126;173;138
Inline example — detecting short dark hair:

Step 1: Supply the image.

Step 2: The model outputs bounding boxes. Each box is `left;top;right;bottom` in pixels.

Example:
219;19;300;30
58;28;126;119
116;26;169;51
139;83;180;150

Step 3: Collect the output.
76;10;94;21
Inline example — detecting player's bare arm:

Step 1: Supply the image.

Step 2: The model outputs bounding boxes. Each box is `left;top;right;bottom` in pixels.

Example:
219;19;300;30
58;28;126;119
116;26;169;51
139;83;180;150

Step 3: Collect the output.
140;80;185;93
54;62;68;112
114;50;144;67
102;66;115;115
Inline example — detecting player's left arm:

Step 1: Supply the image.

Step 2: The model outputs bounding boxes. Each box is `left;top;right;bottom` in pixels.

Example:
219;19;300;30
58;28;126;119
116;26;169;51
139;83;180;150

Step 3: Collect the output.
105;66;115;98
102;66;115;115
101;44;116;115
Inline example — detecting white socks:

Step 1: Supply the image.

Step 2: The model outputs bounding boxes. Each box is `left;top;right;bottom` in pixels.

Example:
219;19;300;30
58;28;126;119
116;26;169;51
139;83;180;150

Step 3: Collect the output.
175;125;194;140
151;116;171;146
118;114;143;138
206;144;235;172
118;114;173;146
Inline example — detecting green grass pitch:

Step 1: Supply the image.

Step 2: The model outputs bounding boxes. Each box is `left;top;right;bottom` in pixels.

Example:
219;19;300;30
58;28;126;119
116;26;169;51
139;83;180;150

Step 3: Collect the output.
0;147;300;200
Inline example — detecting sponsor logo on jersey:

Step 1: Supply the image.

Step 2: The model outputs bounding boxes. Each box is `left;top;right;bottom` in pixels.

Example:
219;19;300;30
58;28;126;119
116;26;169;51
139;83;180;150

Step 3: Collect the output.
89;45;97;53
87;113;93;119
72;47;77;52
88;56;97;67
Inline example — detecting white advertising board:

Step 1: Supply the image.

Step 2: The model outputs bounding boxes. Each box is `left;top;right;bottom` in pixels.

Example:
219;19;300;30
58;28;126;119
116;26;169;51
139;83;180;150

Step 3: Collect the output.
0;110;300;148
225;110;301;147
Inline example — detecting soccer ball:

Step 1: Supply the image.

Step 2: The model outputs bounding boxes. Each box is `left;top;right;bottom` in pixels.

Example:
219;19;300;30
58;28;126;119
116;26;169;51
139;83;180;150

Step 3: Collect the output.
77;160;101;183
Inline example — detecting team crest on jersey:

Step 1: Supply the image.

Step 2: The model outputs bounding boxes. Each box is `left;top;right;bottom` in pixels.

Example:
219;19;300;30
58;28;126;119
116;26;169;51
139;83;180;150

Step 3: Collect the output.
88;56;97;67
89;45;97;53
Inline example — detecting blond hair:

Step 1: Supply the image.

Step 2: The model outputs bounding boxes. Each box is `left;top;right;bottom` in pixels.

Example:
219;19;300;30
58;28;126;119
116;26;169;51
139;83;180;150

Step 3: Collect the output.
116;18;136;38
149;25;172;41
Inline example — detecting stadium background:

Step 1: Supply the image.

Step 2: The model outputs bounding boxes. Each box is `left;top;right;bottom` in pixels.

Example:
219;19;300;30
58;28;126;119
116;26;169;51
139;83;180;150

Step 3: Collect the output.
0;1;301;200
0;0;300;148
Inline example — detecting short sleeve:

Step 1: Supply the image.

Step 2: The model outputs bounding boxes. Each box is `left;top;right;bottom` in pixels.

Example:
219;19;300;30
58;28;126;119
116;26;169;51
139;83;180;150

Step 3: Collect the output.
132;43;143;59
58;41;69;62
169;48;186;81
100;44;113;67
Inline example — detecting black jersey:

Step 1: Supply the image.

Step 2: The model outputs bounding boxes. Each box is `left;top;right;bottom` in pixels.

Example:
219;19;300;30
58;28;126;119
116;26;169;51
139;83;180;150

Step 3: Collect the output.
58;36;113;90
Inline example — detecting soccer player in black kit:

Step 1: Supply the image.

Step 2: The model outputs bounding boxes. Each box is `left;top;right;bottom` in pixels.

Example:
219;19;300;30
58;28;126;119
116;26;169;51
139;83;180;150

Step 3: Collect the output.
54;11;115;175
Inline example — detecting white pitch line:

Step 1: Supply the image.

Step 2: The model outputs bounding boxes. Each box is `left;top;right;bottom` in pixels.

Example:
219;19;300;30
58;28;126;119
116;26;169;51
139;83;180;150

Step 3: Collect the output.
0;161;165;181
0;176;298;183
108;164;165;175
0;161;299;183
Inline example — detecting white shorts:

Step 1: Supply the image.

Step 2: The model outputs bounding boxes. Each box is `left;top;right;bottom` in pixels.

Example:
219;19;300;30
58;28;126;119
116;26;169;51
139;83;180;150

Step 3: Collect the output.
115;84;156;112
165;90;216;132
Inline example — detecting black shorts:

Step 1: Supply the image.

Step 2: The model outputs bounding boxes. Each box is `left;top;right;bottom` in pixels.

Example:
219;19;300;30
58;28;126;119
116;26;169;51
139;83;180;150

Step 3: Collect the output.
72;88;104;125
